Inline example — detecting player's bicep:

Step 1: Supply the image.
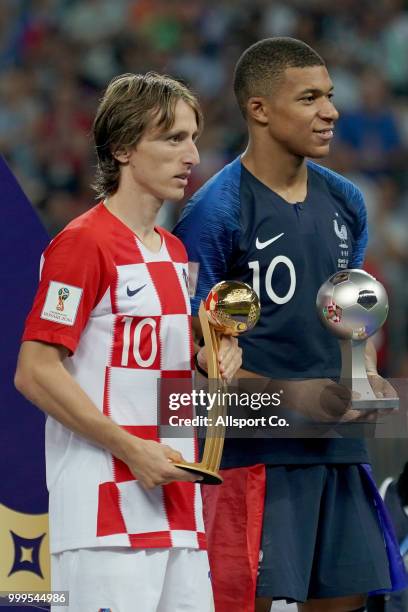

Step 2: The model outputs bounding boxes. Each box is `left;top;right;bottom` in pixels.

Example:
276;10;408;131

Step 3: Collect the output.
15;340;69;392
23;230;106;354
18;340;69;368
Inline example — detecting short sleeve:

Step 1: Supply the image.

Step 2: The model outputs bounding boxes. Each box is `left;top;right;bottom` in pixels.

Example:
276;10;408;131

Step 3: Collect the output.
22;228;109;354
349;188;368;269
307;161;369;270
174;163;241;315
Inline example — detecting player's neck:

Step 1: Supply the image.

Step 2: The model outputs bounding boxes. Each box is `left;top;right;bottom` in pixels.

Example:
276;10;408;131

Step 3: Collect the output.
104;184;162;249
242;141;308;203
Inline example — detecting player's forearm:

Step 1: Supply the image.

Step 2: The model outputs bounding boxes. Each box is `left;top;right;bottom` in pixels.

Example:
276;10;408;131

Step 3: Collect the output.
15;345;199;488
236;366;263;378
192;316;203;356
15;352;138;464
236;368;354;421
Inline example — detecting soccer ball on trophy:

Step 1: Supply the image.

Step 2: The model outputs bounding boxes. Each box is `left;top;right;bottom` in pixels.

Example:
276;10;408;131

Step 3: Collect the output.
316;269;388;341
316;269;397;410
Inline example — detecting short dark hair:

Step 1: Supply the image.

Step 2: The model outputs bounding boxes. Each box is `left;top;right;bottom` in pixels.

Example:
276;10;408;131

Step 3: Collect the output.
233;37;325;118
92;72;203;199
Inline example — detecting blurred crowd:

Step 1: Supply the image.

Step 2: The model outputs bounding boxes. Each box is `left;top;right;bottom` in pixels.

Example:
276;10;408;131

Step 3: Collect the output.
2;0;408;375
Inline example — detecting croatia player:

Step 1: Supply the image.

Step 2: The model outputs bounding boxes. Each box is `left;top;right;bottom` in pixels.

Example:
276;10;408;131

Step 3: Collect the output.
15;73;241;611
174;39;404;612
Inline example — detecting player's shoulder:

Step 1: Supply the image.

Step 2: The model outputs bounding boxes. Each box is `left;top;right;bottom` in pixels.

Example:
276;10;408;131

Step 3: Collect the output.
159;226;188;262
185;157;242;214
307;160;365;211
177;157;242;238
45;203;105;255
62;202;108;239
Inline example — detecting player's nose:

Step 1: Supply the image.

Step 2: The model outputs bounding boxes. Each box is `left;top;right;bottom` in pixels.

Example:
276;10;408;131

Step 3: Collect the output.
320;98;339;122
183;140;200;167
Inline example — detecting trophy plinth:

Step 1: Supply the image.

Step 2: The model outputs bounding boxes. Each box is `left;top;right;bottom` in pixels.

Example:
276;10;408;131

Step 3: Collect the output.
317;269;398;411
172;462;224;485
174;281;260;484
339;339;398;409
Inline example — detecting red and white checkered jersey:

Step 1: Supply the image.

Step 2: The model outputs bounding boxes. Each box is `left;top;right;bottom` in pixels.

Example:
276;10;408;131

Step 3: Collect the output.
23;203;206;554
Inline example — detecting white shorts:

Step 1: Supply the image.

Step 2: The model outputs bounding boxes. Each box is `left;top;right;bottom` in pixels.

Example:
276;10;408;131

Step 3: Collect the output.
51;547;213;612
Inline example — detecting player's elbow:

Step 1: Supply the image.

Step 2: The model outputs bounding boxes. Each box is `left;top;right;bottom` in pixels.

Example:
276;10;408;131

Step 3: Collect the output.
15;341;67;404
14;345;42;401
14;359;35;399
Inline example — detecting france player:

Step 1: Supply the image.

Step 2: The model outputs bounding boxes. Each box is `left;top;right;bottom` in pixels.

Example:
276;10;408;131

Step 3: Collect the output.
175;38;403;612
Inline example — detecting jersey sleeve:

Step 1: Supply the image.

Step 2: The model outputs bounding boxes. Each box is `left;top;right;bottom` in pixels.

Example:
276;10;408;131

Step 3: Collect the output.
22;227;109;354
307;161;368;269
349;186;368;269
174;167;241;315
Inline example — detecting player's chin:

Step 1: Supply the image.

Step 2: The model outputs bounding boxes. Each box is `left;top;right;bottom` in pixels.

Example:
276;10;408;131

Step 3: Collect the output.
162;186;186;203
306;143;332;159
160;185;185;202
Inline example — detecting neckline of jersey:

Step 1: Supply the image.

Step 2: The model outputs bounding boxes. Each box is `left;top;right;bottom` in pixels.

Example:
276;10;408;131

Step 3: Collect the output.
100;201;165;254
240;162;309;209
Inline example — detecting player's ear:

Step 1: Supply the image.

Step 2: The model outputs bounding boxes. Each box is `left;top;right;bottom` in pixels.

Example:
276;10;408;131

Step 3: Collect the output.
111;146;131;164
246;97;269;125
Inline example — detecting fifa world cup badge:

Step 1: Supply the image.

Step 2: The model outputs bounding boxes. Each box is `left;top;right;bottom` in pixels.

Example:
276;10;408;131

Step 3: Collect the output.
56;287;70;312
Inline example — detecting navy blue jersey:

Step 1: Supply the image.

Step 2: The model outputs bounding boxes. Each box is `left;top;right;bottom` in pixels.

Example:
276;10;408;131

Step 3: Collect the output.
174;156;369;466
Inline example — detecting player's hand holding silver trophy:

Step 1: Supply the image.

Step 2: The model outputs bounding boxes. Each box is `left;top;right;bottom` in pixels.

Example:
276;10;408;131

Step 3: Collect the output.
174;281;260;484
316;269;399;411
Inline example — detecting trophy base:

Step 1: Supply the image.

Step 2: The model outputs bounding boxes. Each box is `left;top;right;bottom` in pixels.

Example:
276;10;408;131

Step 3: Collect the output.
351;397;399;411
340;369;399;411
173;462;223;485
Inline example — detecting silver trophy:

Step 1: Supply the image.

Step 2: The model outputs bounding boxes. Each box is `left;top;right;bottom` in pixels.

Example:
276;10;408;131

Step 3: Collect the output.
316;269;398;410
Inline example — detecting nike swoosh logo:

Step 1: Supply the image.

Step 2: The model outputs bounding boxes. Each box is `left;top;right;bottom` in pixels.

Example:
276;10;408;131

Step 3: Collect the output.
127;284;146;297
255;233;284;249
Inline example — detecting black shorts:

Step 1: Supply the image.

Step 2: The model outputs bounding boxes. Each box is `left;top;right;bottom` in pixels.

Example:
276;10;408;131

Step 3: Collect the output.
256;464;391;602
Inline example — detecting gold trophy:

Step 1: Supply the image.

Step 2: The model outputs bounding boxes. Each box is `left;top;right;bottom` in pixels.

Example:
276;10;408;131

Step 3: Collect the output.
174;281;260;484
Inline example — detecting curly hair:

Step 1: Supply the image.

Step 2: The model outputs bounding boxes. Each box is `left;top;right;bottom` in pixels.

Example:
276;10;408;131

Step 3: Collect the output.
233;37;325;118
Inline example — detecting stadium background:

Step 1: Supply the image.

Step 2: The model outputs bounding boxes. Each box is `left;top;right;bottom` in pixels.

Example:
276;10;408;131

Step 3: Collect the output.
0;0;407;609
3;0;408;383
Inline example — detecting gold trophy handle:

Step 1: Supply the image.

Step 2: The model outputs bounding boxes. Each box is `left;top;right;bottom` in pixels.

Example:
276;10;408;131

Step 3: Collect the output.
199;301;219;378
172;280;260;484
173;301;225;485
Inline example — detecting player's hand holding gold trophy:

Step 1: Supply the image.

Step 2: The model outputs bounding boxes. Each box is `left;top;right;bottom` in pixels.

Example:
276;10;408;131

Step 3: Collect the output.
174;281;260;484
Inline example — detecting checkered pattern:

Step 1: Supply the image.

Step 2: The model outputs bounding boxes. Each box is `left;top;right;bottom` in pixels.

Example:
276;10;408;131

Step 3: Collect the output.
23;204;205;553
